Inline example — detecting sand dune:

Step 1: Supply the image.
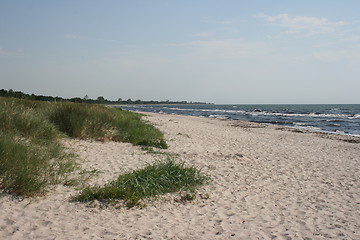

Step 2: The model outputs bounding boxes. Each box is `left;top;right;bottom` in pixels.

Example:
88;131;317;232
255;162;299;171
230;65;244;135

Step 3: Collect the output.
1;112;359;239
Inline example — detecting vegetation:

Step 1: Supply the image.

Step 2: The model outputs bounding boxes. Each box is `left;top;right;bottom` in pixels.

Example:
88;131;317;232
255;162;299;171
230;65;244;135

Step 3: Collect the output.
0;95;208;207
46;102;167;148
141;146;180;158
74;159;209;207
0;97;168;196
0;98;75;196
0;88;211;105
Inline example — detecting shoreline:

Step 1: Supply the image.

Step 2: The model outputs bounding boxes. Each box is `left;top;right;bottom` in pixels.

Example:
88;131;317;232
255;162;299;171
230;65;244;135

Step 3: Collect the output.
1;112;359;239
118;103;360;138
138;110;360;143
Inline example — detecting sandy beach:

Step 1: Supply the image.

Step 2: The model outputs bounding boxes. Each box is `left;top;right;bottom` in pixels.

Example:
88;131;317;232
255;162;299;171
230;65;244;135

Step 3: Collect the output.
1;112;359;240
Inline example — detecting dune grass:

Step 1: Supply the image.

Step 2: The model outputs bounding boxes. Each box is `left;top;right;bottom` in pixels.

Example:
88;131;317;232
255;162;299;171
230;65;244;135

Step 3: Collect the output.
47;102;167;148
0;98;75;196
74;159;209;207
0;97;168;196
0;134;75;196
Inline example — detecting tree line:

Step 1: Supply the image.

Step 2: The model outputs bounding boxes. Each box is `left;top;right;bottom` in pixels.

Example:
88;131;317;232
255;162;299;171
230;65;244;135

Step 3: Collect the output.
0;89;210;105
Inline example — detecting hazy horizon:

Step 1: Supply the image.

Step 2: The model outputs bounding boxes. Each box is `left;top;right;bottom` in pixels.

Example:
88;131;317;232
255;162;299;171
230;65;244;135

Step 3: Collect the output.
1;1;360;104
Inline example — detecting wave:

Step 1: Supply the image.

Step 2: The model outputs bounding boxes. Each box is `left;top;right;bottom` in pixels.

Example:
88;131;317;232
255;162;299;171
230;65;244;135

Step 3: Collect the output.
259;120;294;125
229;110;353;119
126;105;359;122
208;114;230;119
327;123;341;127
325;119;345;122
162;107;359;119
121;104;360;137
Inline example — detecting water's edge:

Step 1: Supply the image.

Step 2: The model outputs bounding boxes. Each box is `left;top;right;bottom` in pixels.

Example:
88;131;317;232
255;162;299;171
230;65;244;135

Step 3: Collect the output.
115;104;360;138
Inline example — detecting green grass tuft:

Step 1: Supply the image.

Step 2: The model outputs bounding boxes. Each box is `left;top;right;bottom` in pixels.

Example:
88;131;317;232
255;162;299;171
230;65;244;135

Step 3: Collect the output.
74;159;209;207
0;132;75;196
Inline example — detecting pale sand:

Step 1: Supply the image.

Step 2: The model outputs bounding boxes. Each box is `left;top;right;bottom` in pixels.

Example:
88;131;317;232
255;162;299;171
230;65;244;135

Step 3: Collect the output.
1;112;359;240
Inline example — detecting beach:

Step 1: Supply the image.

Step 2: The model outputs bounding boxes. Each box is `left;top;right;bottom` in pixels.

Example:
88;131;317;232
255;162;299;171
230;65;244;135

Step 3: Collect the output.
1;112;359;239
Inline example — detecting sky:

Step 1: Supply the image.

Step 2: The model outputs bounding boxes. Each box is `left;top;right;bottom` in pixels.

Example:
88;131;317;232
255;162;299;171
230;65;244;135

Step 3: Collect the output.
1;0;360;104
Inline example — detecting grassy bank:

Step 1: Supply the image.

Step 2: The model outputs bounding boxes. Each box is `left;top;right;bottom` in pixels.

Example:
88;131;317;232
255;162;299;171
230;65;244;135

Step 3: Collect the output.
0;97;167;196
47;102;167;148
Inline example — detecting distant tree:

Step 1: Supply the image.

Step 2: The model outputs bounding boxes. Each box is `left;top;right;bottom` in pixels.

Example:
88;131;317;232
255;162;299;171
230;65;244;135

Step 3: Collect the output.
97;96;105;103
70;97;83;103
55;96;63;102
0;88;210;105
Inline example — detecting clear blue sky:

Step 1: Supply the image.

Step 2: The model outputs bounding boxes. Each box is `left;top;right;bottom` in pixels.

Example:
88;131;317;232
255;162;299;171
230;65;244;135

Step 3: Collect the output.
1;0;360;104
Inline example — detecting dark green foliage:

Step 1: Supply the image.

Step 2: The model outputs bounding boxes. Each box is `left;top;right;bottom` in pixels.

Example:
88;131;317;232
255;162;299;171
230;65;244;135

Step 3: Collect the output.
74;159;209;207
0;88;210;105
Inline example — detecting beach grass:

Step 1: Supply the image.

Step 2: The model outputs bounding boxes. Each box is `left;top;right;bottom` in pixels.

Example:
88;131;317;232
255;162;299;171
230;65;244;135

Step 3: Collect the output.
0;98;75;196
0;133;75;196
0;97;168;196
74;159;209;207
47;102;167;148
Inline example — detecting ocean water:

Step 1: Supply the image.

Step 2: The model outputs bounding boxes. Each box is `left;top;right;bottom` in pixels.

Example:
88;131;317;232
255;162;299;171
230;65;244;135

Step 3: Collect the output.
118;104;360;137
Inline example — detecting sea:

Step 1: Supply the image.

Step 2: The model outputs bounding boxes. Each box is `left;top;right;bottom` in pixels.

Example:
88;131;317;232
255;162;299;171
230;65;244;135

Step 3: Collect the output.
118;104;360;137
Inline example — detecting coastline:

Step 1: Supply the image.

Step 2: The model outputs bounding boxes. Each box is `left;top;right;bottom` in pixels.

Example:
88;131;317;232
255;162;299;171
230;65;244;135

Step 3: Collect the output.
119;104;360;138
1;112;359;239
